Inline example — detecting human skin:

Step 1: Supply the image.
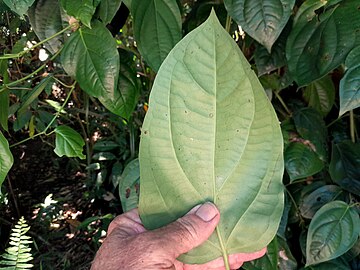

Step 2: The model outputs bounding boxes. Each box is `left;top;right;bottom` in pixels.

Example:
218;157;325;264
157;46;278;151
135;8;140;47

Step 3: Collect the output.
91;203;267;270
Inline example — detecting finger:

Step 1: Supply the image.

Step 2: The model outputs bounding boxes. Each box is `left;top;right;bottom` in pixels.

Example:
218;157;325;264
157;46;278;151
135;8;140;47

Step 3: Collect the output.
154;202;220;258
107;208;146;236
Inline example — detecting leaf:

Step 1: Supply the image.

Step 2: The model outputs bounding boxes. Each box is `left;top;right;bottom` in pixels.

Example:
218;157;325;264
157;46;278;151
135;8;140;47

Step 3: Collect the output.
27;0;67;54
303;76;335;117
54;126;85;159
96;0;122;25
61;21;120;99
339;46;360;116
61;0;97;28
119;159;140;212
329;141;360;196
131;0;182;71
224;0;295;52
299;185;344;219
139;11;284;264
18;76;53;115
0;131;13;189
293;108;327;162
98;63;139;120
306;201;360;266
0;59;9;131
243;236;297;270
285;142;324;181
3;0;35;16
286;0;360;86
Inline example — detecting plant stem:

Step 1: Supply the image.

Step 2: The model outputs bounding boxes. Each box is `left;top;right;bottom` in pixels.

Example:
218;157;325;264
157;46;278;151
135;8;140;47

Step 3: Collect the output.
7;176;20;217
10;83;76;148
273;91;291;116
350;110;356;143
326;113;347;128
216;227;230;270
0;24;73;60
225;15;232;33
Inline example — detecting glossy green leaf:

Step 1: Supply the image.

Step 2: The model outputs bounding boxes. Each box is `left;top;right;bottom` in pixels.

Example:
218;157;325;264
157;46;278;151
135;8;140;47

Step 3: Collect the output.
0;131;13;188
306;201;360;266
243;237;297;270
61;0;96;28
285;142;324;181
304;76;335;117
27;0;67;54
13;110;32;132
139;11;284;264
3;0;35;16
131;0;182;71
61;21;120;99
96;0;122;24
54;126;85;159
119;159;140;212
18;76;53;115
329;141;360;196
98;63;139;120
339;46;360;116
93;140;119;151
299;185;344;219
224;0;295;52
0;60;9;131
286;0;360;86
293;108;327;161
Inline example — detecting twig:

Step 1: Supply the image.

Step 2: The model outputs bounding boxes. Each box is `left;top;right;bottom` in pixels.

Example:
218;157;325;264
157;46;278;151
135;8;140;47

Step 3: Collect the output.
7;175;20;218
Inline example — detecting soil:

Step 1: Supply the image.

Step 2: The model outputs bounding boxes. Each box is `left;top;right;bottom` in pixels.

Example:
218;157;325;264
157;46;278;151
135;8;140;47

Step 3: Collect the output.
1;137;111;269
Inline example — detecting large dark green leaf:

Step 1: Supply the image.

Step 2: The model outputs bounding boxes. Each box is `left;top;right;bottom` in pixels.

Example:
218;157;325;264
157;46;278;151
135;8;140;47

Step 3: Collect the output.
139;11;284;264
61;0;97;28
329;141;360;196
0;60;9;131
27;0;67;54
0;131;13;188
293;108;327;162
286;0;360;86
61;21;120;99
3;0;35;16
119;159;140;212
299;185;344;219
224;0;295;52
304;258;350;270
285;142;324;181
339;46;360;116
98;63;139;120
96;0;122;25
131;0;182;71
243;236;297;270
306;201;360;266
54;126;85;159
303;76;335;117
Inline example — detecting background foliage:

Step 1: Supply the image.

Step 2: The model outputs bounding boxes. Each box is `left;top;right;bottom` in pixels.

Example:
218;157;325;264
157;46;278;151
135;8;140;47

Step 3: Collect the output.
0;0;360;269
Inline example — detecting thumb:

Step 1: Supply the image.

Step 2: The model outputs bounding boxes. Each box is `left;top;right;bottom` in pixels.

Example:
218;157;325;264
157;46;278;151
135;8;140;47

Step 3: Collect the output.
155;202;220;258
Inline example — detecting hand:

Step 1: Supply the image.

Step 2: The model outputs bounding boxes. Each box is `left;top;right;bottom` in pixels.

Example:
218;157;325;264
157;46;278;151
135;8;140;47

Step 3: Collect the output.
91;203;266;270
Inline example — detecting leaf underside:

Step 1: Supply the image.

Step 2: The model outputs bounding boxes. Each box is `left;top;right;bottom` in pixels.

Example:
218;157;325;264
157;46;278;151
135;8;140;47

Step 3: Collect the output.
139;11;284;264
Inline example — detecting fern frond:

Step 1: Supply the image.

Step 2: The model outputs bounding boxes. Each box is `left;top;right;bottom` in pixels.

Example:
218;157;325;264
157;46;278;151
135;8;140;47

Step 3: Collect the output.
0;217;33;270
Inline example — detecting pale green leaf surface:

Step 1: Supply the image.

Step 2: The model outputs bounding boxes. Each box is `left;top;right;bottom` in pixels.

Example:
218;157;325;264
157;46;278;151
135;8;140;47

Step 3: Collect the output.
3;0;35;16
339;46;360;116
119;159;140;212
27;0;67;54
61;0;96;28
98;63;139;120
304;76;335;117
306;201;360;266
54;126;85;159
286;0;360;86
224;0;295;52
61;21;120;99
131;0;182;71
0;131;13;189
139;11;284;264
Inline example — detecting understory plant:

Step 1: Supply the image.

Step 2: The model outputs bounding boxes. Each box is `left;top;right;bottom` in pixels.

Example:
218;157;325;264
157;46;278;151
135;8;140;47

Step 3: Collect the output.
0;0;360;269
